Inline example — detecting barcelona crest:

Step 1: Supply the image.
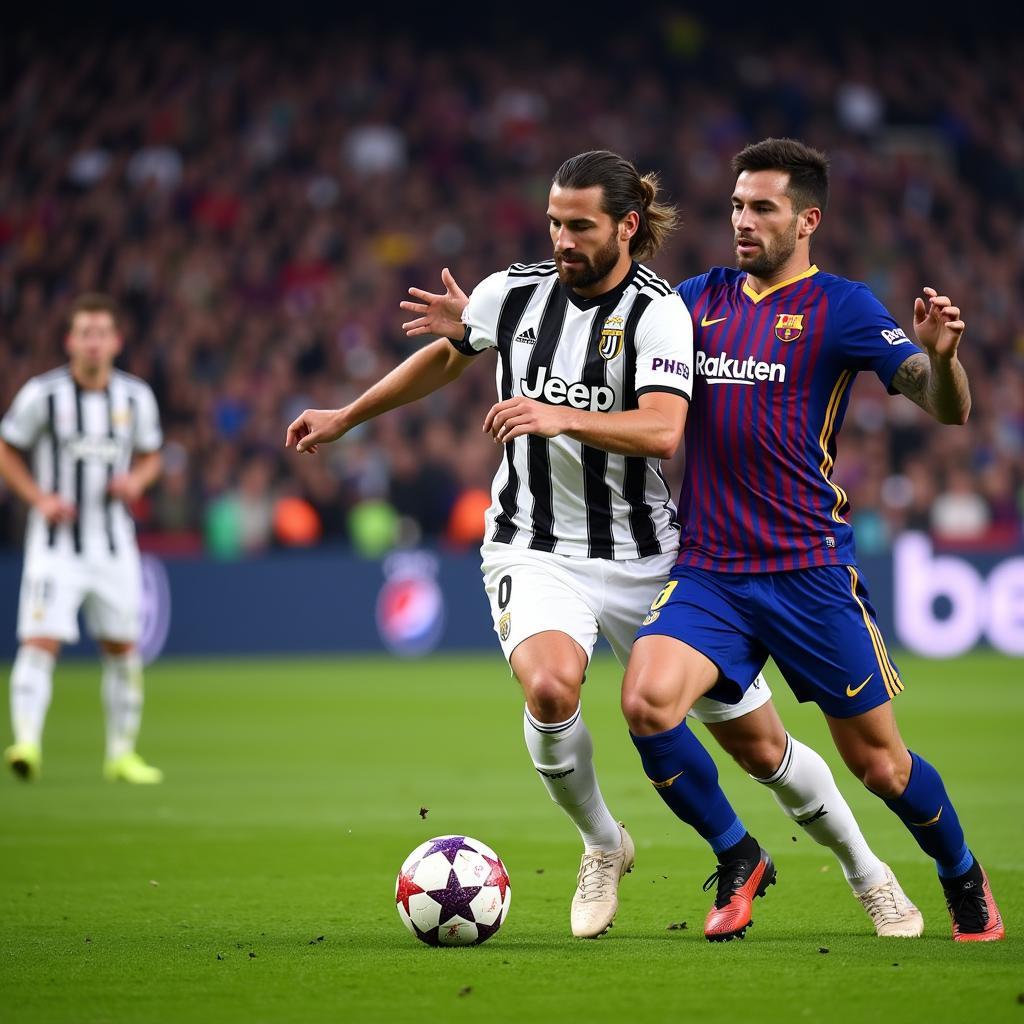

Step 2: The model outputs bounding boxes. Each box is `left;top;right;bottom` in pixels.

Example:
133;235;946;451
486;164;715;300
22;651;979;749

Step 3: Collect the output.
774;313;804;342
599;315;625;360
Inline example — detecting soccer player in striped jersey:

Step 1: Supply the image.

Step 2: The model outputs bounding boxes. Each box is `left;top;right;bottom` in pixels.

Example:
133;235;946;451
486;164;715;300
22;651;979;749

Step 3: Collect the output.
288;151;917;941
625;138;1003;942
0;293;164;784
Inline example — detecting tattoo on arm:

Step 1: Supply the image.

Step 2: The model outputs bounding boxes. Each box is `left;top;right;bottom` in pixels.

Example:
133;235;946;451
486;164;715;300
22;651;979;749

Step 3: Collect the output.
891;351;971;424
891;353;931;411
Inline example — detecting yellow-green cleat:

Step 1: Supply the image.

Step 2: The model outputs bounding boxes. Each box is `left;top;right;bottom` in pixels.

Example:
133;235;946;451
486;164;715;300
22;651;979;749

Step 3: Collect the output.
5;741;41;781
104;752;164;784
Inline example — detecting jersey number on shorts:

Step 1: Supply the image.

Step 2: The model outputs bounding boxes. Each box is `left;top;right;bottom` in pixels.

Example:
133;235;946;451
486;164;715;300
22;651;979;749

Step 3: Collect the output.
649;579;677;611
498;575;512;610
497;575;512;641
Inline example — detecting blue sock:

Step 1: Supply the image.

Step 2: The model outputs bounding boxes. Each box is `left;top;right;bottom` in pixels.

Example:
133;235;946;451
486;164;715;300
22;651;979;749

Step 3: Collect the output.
631;719;745;856
882;751;973;878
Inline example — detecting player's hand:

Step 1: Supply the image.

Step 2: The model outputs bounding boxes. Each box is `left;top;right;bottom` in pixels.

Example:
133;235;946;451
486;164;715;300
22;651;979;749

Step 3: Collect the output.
913;287;965;360
286;409;345;455
34;492;76;525
400;268;469;340
108;474;143;504
484;397;571;444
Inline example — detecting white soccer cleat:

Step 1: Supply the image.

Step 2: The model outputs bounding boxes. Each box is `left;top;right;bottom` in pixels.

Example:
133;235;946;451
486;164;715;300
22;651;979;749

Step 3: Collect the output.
854;863;924;937
570;823;635;938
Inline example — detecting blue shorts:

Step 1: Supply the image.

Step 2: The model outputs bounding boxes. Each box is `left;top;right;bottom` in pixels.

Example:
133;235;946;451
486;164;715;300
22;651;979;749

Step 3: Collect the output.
634;563;904;718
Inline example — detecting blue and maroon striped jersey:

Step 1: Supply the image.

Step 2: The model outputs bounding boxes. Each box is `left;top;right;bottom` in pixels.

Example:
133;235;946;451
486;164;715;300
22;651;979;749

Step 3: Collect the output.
675;266;921;573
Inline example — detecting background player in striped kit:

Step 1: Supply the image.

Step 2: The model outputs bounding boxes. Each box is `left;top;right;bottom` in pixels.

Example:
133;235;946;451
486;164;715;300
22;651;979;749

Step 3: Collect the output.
625;138;1003;943
0;293;164;784
287;151;919;941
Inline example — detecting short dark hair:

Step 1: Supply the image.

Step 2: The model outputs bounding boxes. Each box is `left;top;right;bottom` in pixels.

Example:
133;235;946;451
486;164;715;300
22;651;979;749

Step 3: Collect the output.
553;150;679;260
731;138;830;213
67;292;119;331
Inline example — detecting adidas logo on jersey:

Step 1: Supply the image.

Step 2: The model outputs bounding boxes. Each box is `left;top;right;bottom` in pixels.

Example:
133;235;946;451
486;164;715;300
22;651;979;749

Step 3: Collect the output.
521;365;615;411
514;327;537;345
696;350;787;385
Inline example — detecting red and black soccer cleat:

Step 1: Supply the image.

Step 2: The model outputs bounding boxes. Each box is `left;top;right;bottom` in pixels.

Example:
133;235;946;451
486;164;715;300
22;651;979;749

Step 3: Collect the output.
703;847;776;942
944;864;1005;942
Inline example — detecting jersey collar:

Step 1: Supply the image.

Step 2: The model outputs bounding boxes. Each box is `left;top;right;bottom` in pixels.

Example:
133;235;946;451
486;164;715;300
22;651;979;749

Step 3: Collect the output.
742;265;819;303
563;261;640;310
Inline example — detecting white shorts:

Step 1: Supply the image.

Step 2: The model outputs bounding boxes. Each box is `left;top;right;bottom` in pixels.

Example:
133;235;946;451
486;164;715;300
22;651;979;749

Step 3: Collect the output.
17;547;142;645
480;543;771;724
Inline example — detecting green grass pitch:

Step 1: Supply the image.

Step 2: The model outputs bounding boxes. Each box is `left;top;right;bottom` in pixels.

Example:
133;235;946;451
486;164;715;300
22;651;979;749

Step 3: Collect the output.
1;652;1021;1023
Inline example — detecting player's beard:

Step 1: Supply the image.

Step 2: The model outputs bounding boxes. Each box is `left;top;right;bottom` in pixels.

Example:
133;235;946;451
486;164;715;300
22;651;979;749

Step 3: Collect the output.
735;216;798;278
555;229;621;291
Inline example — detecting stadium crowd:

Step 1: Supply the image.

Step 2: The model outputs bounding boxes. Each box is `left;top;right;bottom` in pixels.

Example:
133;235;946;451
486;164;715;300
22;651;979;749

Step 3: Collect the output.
1;21;1021;556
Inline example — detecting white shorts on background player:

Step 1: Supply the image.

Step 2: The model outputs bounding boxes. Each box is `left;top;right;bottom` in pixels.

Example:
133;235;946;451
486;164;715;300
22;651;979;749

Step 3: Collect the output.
17;546;141;644
480;542;771;724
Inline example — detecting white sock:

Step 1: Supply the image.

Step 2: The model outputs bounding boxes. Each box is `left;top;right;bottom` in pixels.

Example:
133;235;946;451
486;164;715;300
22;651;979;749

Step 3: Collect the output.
755;734;886;892
10;645;55;747
523;704;621;852
101;651;144;761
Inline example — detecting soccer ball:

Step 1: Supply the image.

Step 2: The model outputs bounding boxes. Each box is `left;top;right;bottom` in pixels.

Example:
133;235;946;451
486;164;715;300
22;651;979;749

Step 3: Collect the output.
395;835;512;946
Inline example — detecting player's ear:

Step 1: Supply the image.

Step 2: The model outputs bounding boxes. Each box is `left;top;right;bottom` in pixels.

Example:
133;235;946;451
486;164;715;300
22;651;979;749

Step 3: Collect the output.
799;207;821;239
620;210;640;242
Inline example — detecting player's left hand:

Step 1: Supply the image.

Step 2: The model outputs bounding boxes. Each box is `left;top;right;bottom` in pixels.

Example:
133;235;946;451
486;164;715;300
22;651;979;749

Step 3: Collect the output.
913;287;965;359
108;474;143;503
484;397;571;444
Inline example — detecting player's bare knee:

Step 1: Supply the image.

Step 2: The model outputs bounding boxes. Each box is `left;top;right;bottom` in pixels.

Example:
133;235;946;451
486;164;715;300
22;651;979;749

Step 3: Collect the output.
735;737;788;779
521;672;581;723
621;688;675;737
99;640;133;656
24;637;61;657
858;755;908;798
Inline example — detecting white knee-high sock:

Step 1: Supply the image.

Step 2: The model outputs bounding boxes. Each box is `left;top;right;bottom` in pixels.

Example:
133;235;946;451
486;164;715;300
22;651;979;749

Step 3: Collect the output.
524;704;621;852
101;651;144;761
10;645;55;747
755;734;886;892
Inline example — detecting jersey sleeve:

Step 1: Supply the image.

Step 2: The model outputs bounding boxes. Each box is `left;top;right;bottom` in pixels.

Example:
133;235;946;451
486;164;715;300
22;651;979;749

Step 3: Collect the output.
0;379;46;450
132;384;163;452
633;291;693;401
453;270;510;356
675;272;712;316
832;283;923;393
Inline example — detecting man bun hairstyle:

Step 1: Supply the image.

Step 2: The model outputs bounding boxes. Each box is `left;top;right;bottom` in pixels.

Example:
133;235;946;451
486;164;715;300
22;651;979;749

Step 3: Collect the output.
731;138;830;214
68;292;120;331
553;150;679;260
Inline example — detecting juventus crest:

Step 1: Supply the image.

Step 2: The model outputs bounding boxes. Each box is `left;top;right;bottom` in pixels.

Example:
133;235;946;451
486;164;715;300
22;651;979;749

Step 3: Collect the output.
600;315;624;360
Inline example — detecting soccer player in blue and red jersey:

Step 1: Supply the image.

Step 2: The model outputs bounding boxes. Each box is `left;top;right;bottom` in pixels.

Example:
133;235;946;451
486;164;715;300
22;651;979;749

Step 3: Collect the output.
624;138;1004;943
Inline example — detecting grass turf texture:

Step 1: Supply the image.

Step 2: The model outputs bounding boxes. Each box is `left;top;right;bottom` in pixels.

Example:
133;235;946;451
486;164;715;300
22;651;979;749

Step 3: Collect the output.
1;653;1021;1024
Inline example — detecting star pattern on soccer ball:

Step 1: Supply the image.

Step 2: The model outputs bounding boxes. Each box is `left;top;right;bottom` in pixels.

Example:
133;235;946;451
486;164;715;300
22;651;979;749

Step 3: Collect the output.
428;868;481;925
482;855;510;902
423;835;477;864
472;917;504;944
395;869;426;916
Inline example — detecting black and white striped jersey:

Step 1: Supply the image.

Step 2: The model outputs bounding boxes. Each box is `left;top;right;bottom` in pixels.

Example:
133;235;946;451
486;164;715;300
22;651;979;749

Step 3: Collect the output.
456;260;692;559
0;366;162;559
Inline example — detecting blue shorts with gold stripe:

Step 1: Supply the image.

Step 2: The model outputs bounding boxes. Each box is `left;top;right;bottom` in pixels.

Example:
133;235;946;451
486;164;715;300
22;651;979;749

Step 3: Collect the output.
635;563;903;718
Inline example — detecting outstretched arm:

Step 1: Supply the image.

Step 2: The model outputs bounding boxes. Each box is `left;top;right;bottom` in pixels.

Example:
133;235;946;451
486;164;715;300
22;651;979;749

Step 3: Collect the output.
285;339;477;454
892;287;971;425
400;267;470;341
